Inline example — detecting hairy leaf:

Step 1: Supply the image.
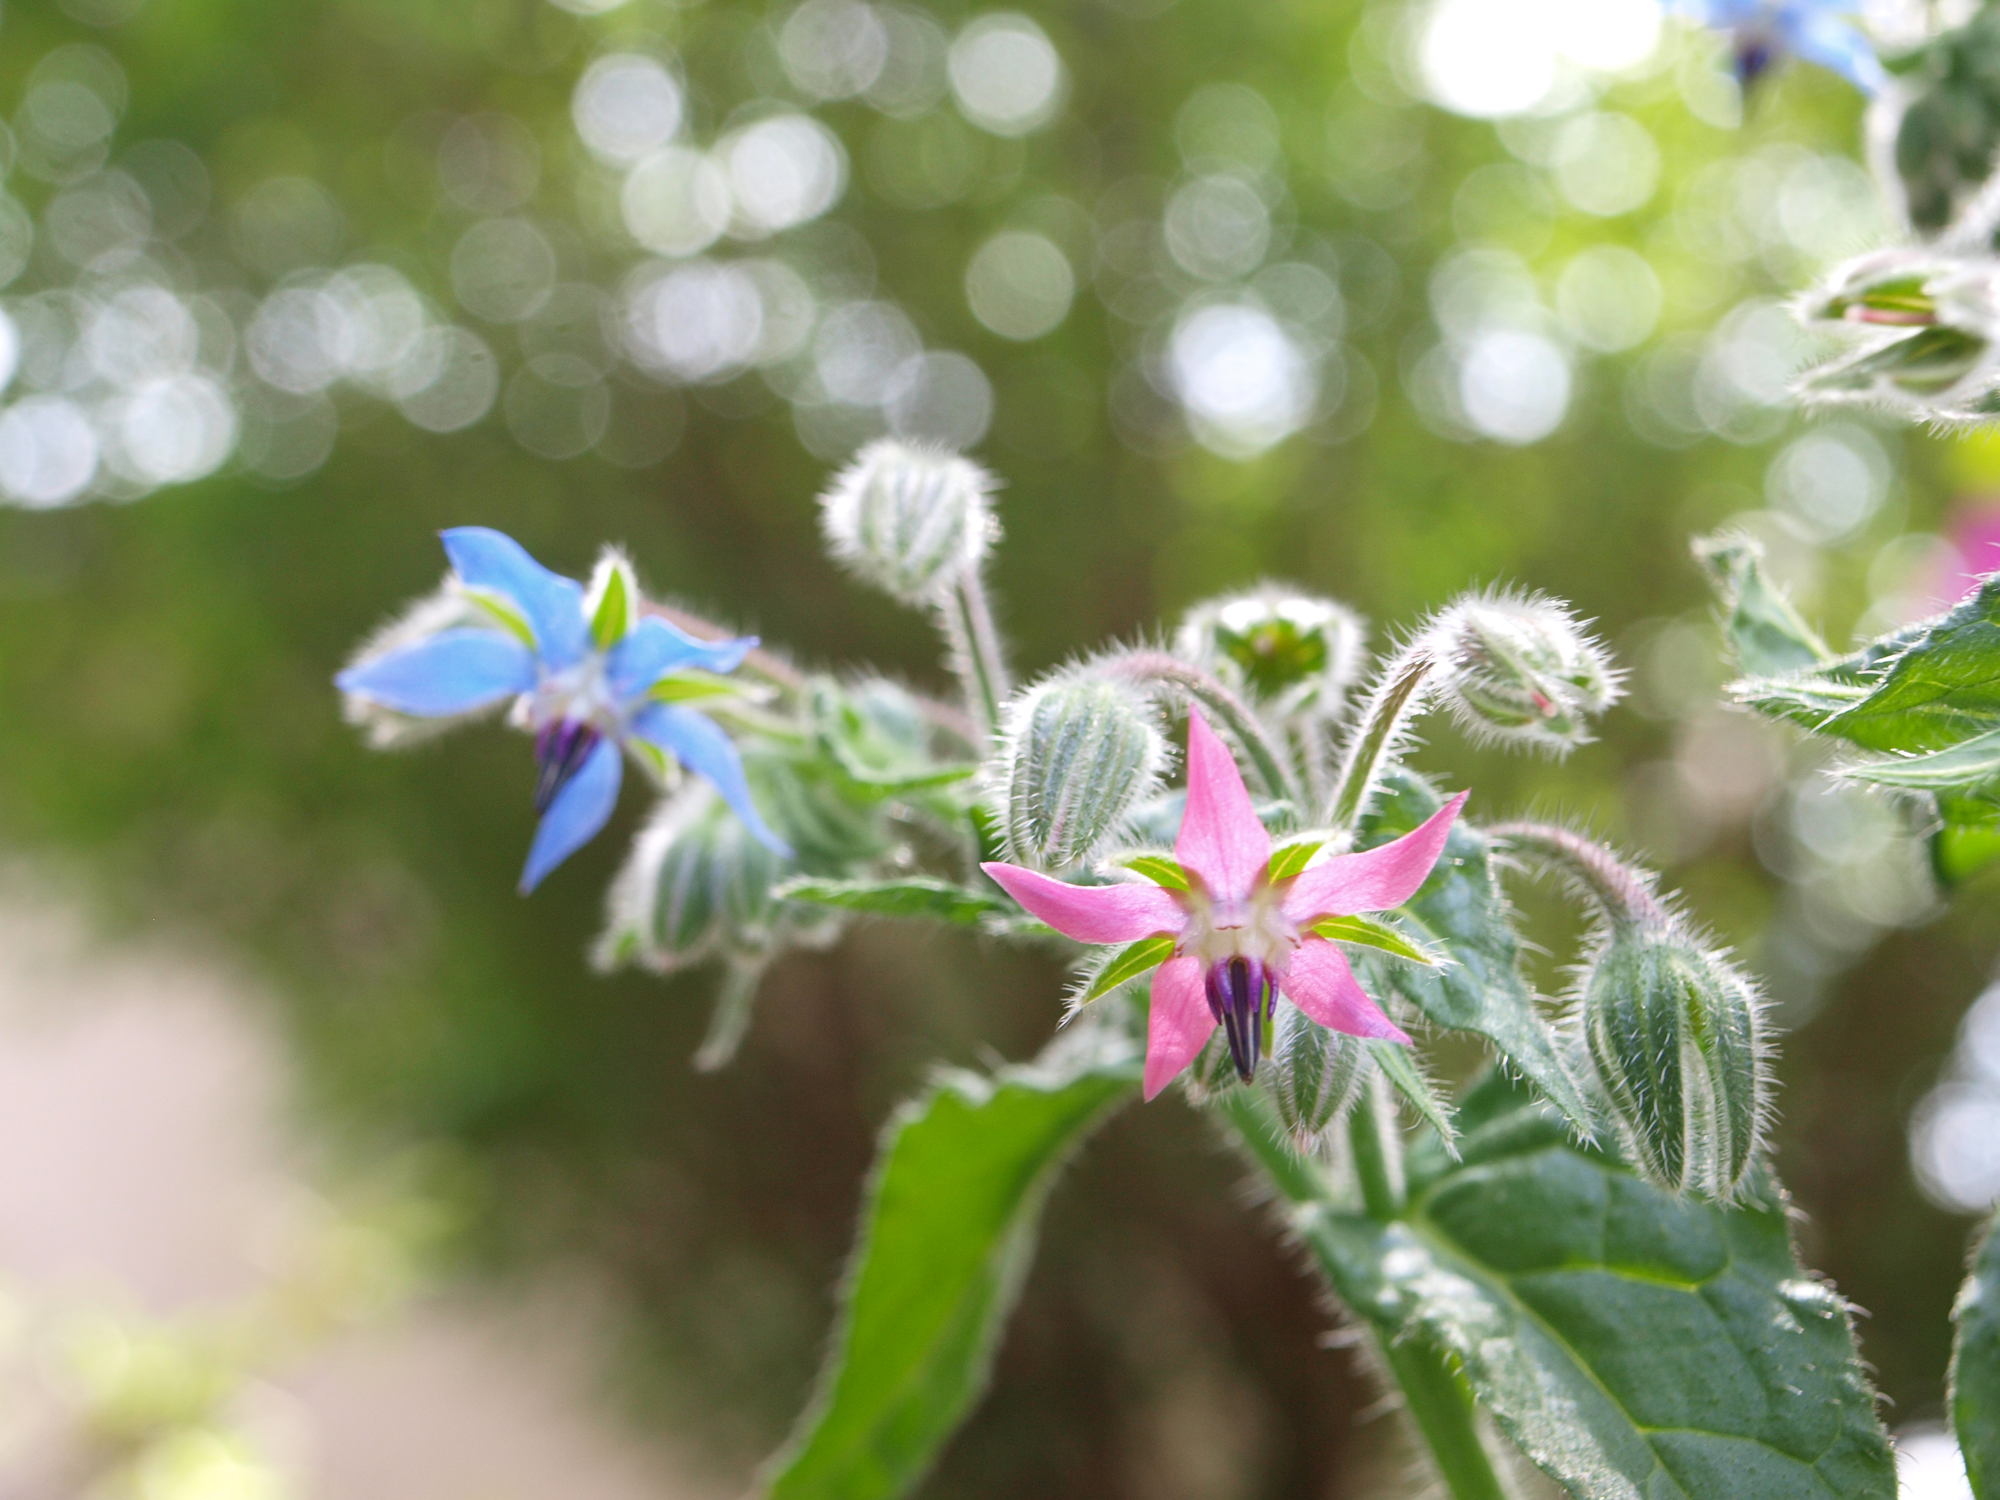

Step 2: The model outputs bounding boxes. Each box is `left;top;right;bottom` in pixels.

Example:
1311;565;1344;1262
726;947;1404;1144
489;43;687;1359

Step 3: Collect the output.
1369;1038;1455;1148
1356;775;1591;1132
1304;1072;1895;1500
1695;534;1832;677
761;1033;1141;1500
775;877;1008;925
1955;1210;2000;1499
1815;578;2000;754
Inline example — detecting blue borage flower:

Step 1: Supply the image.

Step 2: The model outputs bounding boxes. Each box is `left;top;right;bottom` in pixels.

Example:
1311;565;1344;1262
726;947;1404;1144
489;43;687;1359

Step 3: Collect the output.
1670;0;1886;93
337;527;790;892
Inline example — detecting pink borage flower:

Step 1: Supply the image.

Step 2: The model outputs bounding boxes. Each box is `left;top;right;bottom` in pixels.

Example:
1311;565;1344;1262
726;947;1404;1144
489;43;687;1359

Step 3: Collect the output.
982;710;1466;1100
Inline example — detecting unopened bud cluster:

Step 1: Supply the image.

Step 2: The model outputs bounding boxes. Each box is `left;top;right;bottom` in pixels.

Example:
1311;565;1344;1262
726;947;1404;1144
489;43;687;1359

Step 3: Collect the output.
1581;923;1766;1201
818;440;1000;605
996;670;1168;868
1174;586;1365;720
1426;592;1619;754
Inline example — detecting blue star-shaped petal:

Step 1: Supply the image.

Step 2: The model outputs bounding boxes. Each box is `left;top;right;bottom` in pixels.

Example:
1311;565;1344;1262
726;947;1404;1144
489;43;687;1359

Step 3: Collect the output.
338;527;789;892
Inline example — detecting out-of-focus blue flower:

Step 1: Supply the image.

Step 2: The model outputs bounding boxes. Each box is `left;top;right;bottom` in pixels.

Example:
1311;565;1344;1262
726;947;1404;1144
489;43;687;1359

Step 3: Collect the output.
1671;0;1885;93
337;527;789;892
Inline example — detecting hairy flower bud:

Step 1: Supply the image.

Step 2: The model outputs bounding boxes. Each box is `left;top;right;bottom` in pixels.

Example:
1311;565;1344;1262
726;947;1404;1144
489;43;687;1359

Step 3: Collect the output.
1428;591;1620;753
1265;1008;1369;1151
1174;586;1365;719
1796;324;1995;414
1802;249;2000;338
997;671;1169;868
818;440;1000;605
1582;926;1767;1201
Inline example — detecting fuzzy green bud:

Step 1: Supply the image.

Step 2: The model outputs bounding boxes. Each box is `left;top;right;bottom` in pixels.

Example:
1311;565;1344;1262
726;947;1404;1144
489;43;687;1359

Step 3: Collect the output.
1174;586;1365;720
1582;927;1767;1202
1796;324;1993;412
818;439;1000;605
1801;249;2000;337
1264;1008;1369;1151
997;671;1169;868
1429;591;1619;754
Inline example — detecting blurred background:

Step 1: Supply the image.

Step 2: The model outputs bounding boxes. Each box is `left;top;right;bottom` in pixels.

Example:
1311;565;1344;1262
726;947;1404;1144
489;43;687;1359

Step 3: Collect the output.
0;0;1993;1493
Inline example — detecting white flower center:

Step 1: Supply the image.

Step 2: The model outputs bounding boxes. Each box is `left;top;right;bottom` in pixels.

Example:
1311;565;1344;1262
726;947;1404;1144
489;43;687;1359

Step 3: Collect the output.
516;652;621;733
1176;878;1299;971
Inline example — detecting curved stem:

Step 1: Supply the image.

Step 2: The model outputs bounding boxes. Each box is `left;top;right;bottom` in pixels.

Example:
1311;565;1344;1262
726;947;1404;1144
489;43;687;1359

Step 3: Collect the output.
941;571;1010;744
641;599;982;747
1378;1339;1512;1500
1100;652;1299;803
1328;645;1437;832
1486;822;1665;931
1348;1083;1400;1220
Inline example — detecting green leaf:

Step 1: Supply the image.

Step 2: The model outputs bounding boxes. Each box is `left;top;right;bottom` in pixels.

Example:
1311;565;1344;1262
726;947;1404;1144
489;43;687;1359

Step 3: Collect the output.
1267;839;1325;881
1368;1039;1455;1148
1695;534;1832;677
1813;578;2000;755
761;1034;1141;1500
1303;1072;1896;1500
1843;726;2000;799
1954;1209;2000;1499
591;559;632;649
1308;913;1440;966
1078;935;1176;1003
1935;821;2000;887
774;877;1007;926
1356;775;1592;1133
1118;853;1188;890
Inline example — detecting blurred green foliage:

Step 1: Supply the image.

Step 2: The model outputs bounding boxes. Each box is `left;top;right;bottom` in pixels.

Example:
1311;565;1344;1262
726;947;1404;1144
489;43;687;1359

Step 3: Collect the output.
0;0;1996;1492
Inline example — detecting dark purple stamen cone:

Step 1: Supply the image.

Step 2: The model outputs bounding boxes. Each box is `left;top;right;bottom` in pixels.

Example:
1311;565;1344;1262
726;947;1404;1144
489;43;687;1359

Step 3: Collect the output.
534;719;602;812
1735;35;1775;88
1205;957;1272;1082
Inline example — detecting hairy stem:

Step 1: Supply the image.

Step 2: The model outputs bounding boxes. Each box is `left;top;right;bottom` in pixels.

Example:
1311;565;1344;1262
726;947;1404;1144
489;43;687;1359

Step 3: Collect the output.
1377;1339;1513;1500
1486;821;1666;931
1100;652;1299;803
941;571;1010;744
1347;1082;1400;1220
1214;1090;1515;1500
641;598;981;747
1328;645;1437;832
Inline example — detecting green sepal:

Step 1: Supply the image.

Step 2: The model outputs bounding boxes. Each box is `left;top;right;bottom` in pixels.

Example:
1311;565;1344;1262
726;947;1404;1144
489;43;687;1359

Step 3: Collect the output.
1118;853;1188;890
773;877;1008;926
651;670;752;704
590;557;633;650
1308;913;1441;966
1267;839;1325;881
1077;935;1177;1003
466;589;538;649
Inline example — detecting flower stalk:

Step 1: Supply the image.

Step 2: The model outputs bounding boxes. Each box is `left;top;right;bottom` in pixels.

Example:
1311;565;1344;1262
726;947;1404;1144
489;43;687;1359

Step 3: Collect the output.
1097;651;1299;803
1328;644;1437;831
1213;1088;1515;1500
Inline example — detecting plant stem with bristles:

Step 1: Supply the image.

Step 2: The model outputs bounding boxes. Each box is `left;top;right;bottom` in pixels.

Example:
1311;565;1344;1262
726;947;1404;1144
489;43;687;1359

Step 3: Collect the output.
1328;643;1437;832
1099;652;1299;803
1486;822;1666;932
